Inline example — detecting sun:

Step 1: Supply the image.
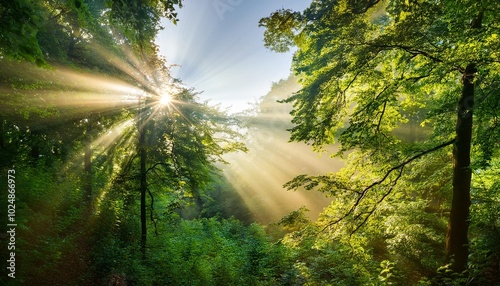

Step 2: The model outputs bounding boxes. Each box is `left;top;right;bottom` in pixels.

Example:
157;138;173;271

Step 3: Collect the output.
158;93;172;106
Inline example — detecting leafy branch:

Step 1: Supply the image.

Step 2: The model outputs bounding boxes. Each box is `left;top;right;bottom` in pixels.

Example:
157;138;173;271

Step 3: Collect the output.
323;138;456;233
349;165;404;235
285;138;456;234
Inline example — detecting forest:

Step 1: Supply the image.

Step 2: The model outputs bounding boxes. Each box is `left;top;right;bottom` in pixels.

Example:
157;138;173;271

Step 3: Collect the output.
0;0;499;285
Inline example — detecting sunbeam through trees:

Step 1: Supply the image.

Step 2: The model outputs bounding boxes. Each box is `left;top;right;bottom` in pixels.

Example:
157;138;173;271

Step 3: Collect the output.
1;0;500;285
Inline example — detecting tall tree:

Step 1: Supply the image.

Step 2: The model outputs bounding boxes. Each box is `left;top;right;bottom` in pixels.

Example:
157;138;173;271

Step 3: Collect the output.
138;101;149;256
261;0;500;274
132;86;246;257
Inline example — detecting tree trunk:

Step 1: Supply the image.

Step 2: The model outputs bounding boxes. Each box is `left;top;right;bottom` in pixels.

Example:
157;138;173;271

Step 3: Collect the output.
84;127;92;205
445;63;475;273
139;115;147;258
445;11;482;273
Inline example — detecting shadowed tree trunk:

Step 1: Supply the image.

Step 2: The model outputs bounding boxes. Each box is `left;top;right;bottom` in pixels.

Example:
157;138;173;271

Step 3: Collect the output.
445;11;482;273
139;111;147;258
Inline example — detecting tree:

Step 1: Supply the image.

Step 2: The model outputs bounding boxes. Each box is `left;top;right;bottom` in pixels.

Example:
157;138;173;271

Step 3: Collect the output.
107;0;183;50
130;82;246;256
0;0;183;64
261;0;500;275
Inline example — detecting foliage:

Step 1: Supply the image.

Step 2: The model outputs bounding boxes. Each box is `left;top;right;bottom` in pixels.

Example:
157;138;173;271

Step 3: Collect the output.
91;202;299;286
261;0;500;283
0;0;183;64
259;9;303;53
108;0;183;49
146;88;247;194
0;0;47;65
1;0;499;285
0;158;95;285
0;0;253;285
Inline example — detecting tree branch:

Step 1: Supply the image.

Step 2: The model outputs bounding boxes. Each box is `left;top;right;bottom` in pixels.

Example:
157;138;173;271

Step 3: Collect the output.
350;165;405;235
376;100;387;132
323;138;456;232
146;161;170;174
147;187;158;236
382;44;445;64
352;84;391;118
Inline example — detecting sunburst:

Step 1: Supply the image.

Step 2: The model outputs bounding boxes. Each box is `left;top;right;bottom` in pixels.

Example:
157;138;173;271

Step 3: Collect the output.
158;93;172;106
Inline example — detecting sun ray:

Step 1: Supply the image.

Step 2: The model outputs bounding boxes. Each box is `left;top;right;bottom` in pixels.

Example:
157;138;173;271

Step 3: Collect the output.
221;112;343;223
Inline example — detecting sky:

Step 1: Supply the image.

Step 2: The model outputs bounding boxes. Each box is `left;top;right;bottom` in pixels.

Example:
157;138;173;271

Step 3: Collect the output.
156;0;311;113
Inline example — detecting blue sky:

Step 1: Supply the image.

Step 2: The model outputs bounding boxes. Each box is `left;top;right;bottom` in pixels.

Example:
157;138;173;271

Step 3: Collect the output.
156;0;311;113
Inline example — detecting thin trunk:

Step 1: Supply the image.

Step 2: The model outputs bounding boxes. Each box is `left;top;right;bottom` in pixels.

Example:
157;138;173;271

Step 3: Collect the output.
83;122;92;204
139;115;147;258
446;63;475;273
84;129;92;205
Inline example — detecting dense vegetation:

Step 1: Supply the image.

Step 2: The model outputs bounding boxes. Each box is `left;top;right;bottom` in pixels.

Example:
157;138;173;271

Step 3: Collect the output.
0;0;499;285
260;0;500;285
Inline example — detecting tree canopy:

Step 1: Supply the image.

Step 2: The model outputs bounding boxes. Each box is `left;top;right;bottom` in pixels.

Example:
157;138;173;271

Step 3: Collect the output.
261;0;500;282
